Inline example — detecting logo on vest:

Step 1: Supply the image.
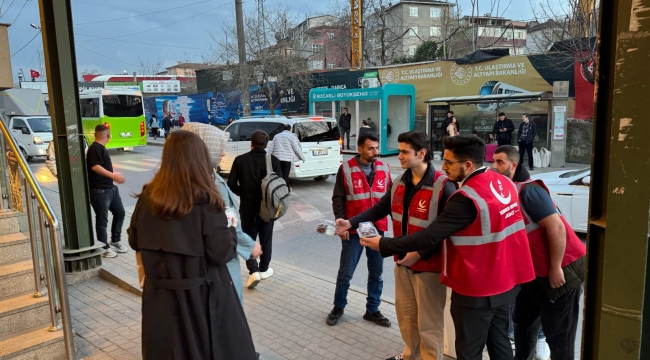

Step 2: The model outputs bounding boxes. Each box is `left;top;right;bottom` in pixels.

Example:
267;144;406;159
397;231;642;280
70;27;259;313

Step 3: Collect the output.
376;179;385;191
417;199;427;213
490;180;512;205
355;179;364;189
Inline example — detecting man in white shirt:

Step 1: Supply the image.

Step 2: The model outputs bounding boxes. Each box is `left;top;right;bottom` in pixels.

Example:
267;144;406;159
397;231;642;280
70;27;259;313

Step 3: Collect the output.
266;124;305;182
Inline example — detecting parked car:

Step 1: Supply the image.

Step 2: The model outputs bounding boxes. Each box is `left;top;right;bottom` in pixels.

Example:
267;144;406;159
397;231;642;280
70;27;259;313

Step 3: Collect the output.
220;115;343;181
531;168;590;233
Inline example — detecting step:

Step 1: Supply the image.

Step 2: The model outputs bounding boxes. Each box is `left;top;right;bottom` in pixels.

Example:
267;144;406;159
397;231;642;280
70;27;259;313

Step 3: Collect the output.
0;213;20;237
0;294;51;338
0;233;31;266
0;261;35;299
0;327;65;360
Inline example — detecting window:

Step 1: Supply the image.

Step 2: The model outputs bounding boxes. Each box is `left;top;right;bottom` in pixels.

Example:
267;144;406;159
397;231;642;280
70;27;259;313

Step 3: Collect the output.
327;63;336;69
27;118;52;133
12;119;27;130
430;7;441;18
79;98;100;117
311;60;324;70
408;45;417;56
239;121;285;141
312;44;322;53
411;26;419;36
102;95;144;118
327;32;335;40
430;26;441;37
226;123;239;141
409;6;418;17
515;30;526;39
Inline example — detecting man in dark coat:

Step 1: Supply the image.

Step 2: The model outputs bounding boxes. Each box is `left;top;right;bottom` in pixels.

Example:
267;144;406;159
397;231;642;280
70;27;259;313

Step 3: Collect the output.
493;112;515;146
339;107;352;150
162;116;172;139
517;114;537;171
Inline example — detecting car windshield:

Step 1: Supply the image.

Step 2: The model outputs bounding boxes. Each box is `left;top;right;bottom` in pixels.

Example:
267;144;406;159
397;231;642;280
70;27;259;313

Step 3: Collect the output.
295;121;340;142
559;168;590;178
102;95;144;117
26;118;52;133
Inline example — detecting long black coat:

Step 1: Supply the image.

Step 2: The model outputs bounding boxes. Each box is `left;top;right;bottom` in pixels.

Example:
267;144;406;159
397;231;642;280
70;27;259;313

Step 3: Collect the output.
128;192;256;360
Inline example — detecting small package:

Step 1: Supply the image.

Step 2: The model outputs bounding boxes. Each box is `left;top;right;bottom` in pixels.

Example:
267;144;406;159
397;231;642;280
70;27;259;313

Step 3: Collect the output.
358;221;379;238
317;219;337;236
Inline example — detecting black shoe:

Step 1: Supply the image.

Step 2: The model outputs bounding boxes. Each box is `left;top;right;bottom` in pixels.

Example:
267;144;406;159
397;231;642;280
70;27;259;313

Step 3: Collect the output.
256;352;260;359
385;355;404;360
529;168;535;171
326;306;344;326
363;310;391;327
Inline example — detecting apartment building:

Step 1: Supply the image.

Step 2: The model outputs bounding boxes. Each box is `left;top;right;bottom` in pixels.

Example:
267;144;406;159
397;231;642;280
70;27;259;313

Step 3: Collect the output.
455;15;528;56
289;15;347;70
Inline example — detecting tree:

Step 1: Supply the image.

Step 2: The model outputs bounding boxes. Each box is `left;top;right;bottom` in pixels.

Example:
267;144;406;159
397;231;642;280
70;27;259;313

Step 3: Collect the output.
437;1;464;59
390;39;439;64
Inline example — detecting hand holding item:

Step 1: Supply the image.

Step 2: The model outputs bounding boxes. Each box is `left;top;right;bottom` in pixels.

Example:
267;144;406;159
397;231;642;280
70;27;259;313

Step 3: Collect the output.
317;219;337;236
335;219;352;233
338;231;350;241
396;252;421;267
359;235;381;251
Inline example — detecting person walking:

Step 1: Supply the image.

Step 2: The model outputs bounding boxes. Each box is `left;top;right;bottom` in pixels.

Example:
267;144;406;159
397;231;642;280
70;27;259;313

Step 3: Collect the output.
228;131;283;289
328;132;392;328
162;115;172;139
128;130;257;360
517;114;537;171
337;130;456;360
86;124;127;258
149;114;160;140
492;146;586;360
339;107;352;150
265;124;305;183
356;135;536;360
447;117;459;137
493;112;515;146
178;113;185;127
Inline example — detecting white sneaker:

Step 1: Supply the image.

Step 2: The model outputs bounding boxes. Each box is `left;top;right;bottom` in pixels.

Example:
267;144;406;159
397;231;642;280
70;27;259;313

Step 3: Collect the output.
247;272;261;289
536;338;550;360
102;248;118;258
111;242;128;253
260;268;274;279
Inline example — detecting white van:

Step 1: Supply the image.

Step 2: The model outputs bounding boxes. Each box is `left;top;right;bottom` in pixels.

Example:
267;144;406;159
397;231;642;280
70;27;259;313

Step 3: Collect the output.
7;116;54;161
220;115;342;181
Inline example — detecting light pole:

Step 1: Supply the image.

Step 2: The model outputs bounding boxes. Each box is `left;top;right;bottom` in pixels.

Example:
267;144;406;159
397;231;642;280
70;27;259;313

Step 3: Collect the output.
30;24;46;82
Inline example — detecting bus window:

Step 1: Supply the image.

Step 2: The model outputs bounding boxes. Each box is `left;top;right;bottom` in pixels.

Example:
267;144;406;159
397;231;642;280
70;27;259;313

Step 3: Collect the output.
102;95;144;118
80;98;100;117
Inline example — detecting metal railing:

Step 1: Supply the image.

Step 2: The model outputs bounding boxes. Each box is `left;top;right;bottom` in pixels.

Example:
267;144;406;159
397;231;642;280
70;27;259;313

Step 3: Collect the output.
0;116;75;360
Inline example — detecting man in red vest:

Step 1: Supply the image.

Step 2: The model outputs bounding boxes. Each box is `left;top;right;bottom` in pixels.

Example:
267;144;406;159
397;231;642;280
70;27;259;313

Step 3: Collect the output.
337;131;456;360
492;146;586;360
329;132;392;327
355;135;536;360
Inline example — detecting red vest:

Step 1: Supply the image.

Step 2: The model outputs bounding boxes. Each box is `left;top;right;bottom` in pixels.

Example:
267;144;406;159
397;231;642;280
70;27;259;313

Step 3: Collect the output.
342;157;390;234
442;170;535;297
516;179;587;277
390;170;448;272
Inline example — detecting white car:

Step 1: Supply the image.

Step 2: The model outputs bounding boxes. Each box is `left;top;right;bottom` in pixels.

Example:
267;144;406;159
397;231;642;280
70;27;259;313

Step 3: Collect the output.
531;168;591;233
220;115;343;181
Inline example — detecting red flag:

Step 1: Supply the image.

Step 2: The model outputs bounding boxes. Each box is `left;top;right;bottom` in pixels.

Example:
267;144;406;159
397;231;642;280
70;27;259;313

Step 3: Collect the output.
30;69;40;79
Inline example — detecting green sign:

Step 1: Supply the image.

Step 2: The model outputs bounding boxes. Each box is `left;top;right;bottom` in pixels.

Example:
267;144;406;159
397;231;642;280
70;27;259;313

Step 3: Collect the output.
106;81;139;86
364;71;378;78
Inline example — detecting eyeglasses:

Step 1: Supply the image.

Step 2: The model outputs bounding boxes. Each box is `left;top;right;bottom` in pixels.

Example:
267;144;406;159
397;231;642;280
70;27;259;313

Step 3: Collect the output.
442;159;464;166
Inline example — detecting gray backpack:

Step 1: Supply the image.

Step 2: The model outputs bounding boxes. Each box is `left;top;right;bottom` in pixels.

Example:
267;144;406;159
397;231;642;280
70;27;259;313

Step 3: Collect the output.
259;154;290;222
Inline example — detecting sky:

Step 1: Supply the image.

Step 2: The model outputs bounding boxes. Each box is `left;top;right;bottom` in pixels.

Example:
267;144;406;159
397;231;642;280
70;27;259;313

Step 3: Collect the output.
3;0;545;82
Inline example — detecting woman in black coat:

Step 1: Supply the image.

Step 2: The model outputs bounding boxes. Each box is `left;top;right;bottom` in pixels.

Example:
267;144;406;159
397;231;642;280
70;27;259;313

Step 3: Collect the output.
128;130;256;360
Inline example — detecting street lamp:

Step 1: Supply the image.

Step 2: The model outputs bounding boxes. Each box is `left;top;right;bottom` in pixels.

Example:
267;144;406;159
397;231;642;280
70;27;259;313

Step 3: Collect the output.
30;23;41;30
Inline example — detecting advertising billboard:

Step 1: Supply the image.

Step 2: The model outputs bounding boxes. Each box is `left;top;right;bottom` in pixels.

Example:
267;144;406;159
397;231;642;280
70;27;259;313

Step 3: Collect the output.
142;80;181;94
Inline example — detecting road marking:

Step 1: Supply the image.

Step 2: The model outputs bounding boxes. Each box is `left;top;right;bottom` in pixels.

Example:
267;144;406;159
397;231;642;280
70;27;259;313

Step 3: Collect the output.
290;199;323;223
112;163;154;172
121;160;159;167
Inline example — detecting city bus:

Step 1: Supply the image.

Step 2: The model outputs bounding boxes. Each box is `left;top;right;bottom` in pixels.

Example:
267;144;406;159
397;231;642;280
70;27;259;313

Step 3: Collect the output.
78;89;147;150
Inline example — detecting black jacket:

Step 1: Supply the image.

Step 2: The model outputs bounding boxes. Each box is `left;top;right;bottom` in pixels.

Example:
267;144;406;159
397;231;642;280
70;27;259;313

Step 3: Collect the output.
162;117;172;130
339;113;351;129
442;117;460;132
517;121;537;144
493;118;515;142
227;149;282;215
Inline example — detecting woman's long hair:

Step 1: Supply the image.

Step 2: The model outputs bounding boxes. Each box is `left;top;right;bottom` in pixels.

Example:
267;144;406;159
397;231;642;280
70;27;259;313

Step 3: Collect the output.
137;130;224;219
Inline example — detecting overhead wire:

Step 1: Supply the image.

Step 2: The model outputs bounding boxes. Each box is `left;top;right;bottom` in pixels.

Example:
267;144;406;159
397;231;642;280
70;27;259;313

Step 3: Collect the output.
0;0;17;20
75;0;213;25
7;0;28;30
10;31;39;57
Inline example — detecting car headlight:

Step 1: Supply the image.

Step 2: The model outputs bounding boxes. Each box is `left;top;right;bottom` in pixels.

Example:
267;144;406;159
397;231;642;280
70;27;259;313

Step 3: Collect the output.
33;136;43;145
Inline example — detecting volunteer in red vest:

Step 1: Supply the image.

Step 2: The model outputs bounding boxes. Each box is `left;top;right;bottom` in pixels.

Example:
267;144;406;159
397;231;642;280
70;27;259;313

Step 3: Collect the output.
328;132;392;327
337;131;456;360
355;135;536;360
492;146;586;360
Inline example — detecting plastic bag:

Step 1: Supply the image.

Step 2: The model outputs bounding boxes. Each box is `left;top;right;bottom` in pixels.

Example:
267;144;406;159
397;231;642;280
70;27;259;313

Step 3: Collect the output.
532;148;542;168
358;222;379;238
316;219;337;236
540;147;551;168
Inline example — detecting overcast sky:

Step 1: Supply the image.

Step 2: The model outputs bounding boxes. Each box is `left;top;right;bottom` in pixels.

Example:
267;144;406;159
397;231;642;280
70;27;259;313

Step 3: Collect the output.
3;0;548;82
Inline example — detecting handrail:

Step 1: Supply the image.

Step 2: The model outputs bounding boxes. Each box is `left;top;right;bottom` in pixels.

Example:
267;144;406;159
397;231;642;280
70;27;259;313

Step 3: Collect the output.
0;115;75;360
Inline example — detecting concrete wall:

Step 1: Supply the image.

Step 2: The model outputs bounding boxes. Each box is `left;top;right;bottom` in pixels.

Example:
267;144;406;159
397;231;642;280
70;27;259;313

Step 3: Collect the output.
0;23;13;90
566;119;593;164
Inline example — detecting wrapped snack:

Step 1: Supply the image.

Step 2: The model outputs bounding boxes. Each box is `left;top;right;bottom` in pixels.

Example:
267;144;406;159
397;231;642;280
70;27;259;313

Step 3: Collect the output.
317;219;337;236
358;221;379;238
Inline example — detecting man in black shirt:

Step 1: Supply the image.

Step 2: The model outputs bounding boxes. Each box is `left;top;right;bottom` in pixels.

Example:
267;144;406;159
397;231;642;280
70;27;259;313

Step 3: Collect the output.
339;107;352;150
86;124;126;258
228;130;282;289
493;112;515;146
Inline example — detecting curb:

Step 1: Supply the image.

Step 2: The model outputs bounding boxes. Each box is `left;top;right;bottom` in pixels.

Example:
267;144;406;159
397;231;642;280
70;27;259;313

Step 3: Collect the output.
146;141;165;147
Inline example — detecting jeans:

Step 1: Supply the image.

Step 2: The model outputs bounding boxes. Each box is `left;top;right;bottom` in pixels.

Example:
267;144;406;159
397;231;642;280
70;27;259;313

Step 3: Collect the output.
90;186;125;249
340;127;351;148
279;161;291;184
333;234;384;313
519;141;534;169
240;212;274;274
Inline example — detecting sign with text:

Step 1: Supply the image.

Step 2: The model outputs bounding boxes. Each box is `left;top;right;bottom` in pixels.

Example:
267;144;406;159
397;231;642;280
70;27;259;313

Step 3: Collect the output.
142;80;181;94
553;81;570;98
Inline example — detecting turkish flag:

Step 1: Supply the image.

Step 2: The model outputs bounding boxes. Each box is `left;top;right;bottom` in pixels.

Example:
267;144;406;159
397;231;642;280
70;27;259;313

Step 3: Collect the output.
30;69;40;79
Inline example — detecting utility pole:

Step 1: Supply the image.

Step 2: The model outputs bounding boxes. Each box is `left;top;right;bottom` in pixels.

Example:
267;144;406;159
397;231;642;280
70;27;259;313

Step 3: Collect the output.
235;0;251;116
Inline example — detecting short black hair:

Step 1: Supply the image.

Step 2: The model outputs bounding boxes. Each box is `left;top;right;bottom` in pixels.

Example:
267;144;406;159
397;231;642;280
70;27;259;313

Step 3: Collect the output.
357;131;379;147
443;135;485;166
398;130;432;162
498;112;506;117
522;113;530;120
343;107;348;111
494;145;519;163
447;110;454;115
361;120;368;126
251;130;269;150
283;124;292;131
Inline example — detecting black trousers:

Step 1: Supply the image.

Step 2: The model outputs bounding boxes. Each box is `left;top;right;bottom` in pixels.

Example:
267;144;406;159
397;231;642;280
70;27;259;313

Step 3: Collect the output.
514;281;582;360
450;300;513;360
518;141;534;169
279;161;291;184
340;128;351;148
240;212;274;274
497;138;511;147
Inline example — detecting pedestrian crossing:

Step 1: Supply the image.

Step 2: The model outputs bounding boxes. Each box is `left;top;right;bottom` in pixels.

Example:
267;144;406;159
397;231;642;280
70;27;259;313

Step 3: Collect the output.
111;158;160;174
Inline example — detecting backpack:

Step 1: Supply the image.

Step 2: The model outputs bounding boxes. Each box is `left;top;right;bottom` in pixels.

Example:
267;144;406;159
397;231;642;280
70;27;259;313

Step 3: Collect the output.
259;154;290;222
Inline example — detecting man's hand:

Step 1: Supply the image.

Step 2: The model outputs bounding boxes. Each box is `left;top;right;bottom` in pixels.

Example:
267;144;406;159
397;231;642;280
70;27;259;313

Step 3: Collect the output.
338;231;350;241
250;242;262;260
396;252;421;267
113;174;125;184
335;219;352;234
360;235;381;251
548;266;566;289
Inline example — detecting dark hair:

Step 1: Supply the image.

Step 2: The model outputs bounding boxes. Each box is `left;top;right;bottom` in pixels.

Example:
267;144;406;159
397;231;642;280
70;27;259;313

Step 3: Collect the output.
442;135;485;166
494;145;520;163
283;124;292;131
94;124;109;138
522;113;530;120
398;130;432;162
251;130;269;150
498;112;506;117
447;110;454;115
361;120;368;126
357;131;379;147
343;107;348;111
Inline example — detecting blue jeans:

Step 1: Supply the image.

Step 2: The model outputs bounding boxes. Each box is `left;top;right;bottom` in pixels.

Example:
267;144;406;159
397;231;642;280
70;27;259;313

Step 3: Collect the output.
333;234;384;313
90;186;125;249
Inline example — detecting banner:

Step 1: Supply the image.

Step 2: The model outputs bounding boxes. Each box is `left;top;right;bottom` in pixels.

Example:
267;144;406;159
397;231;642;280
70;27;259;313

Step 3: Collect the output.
142;80;181;94
574;58;595;120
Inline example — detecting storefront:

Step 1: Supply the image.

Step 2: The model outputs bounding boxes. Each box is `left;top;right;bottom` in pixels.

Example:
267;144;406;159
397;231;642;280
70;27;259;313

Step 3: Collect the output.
308;84;416;155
